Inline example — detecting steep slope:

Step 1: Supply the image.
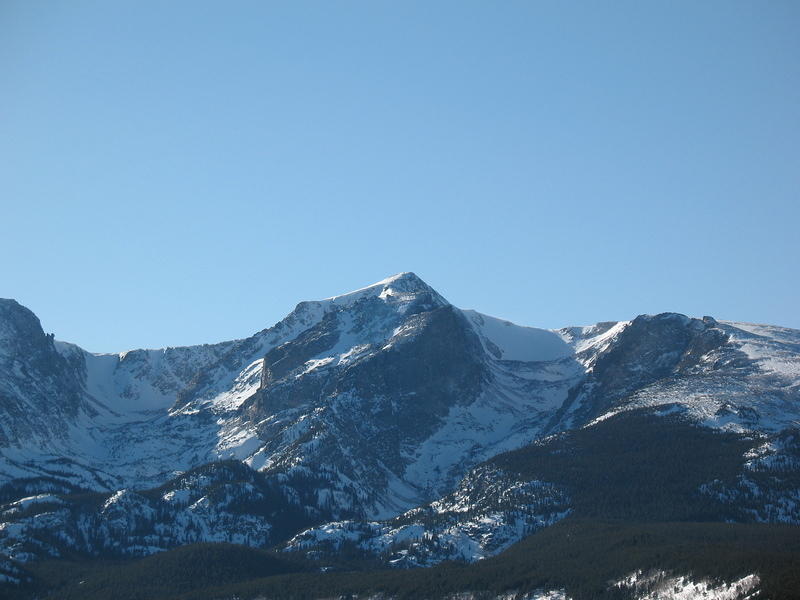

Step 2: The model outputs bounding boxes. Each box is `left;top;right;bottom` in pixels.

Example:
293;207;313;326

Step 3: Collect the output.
0;300;91;449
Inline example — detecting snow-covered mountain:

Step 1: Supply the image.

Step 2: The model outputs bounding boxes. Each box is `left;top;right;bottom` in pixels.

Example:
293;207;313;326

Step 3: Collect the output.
0;273;583;511
0;272;798;573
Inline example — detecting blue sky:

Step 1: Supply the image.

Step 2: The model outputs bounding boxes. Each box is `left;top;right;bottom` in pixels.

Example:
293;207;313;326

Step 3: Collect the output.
2;1;798;351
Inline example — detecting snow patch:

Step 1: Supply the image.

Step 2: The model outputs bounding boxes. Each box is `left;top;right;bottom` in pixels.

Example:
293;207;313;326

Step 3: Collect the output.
462;310;572;362
615;570;760;600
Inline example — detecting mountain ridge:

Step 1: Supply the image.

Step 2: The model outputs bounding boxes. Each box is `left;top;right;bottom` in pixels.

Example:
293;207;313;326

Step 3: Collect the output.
0;273;798;598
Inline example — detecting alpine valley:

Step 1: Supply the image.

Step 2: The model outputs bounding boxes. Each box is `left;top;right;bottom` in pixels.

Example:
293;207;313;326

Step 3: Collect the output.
0;273;798;599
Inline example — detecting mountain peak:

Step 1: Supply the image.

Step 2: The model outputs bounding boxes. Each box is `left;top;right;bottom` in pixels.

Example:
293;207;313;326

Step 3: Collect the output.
325;272;438;302
306;272;449;314
273;273;449;355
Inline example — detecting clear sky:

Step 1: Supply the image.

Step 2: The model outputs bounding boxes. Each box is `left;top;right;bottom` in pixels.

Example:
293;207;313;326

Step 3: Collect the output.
1;1;798;352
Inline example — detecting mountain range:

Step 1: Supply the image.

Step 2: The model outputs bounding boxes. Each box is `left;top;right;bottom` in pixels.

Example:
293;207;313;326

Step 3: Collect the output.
0;272;798;599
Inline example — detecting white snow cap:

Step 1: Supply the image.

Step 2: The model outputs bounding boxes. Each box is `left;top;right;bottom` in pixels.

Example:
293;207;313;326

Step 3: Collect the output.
321;272;448;308
326;272;435;300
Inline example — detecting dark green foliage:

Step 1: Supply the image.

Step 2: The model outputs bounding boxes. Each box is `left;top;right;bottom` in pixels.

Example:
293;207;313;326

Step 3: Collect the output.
494;409;757;521
6;543;304;600
9;521;798;599
174;521;800;600
0;477;88;504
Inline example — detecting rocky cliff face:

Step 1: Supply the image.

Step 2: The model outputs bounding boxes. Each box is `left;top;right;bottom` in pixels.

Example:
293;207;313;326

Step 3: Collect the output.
0;299;89;447
548;313;730;430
